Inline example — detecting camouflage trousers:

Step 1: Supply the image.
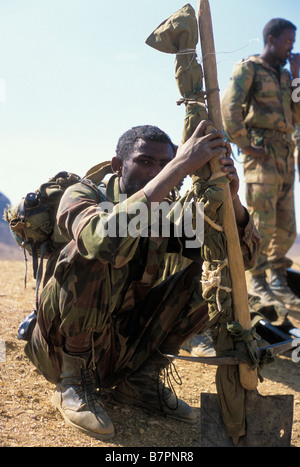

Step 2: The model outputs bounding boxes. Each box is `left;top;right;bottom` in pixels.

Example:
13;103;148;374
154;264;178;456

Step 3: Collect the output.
243;129;296;276
25;261;208;388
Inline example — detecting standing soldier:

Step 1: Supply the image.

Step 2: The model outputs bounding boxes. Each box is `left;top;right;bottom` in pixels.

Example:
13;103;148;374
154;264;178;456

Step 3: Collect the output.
221;18;300;311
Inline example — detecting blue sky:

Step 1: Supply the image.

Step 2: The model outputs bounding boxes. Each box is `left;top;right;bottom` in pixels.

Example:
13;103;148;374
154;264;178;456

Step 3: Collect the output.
0;0;300;229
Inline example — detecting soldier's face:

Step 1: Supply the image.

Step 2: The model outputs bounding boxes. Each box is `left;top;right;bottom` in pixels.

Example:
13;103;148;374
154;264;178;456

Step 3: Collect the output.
270;28;295;65
118;139;174;197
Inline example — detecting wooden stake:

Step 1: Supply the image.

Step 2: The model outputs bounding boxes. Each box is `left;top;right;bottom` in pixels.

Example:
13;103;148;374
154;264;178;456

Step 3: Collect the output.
198;0;258;390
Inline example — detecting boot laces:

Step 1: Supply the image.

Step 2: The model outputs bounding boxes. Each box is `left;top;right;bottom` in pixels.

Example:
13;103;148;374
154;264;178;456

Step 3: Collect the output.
80;367;103;412
80;335;103;413
158;358;182;413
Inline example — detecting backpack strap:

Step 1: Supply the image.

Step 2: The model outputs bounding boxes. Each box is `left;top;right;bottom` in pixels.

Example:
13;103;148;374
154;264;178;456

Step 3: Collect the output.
31;244;39;279
34;242;48;310
23;241;48;309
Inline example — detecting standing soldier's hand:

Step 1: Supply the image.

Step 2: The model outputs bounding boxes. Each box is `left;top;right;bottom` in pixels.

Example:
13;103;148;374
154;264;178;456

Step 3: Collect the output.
289;52;300;79
241;145;268;162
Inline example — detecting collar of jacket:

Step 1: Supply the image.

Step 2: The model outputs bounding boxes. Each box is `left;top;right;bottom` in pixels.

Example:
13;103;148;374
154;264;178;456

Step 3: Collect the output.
246;54;286;75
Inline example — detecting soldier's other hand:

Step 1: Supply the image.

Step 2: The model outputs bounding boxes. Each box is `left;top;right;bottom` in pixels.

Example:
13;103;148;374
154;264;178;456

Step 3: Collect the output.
219;149;239;200
242;145;268;162
288;52;300;78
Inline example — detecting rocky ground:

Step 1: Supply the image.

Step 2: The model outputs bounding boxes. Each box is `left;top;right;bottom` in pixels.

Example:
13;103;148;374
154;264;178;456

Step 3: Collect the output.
0;259;300;448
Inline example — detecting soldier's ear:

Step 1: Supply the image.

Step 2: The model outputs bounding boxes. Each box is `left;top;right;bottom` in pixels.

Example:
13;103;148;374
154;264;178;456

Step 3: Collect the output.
268;34;275;46
111;156;122;176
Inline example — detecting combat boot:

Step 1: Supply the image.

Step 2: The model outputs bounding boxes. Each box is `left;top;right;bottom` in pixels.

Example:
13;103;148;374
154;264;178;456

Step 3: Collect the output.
113;351;197;424
52;350;114;440
248;273;286;311
182;332;216;357
269;267;300;311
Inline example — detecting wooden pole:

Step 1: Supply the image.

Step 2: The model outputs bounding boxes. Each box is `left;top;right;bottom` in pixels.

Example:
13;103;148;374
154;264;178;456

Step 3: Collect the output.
198;0;258;390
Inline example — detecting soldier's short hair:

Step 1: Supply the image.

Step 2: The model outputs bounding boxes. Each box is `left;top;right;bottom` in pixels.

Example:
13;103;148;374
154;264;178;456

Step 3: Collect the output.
263;18;297;45
116;125;176;161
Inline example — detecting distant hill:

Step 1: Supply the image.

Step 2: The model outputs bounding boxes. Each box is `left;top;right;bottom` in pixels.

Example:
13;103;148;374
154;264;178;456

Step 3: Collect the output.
0;192;23;260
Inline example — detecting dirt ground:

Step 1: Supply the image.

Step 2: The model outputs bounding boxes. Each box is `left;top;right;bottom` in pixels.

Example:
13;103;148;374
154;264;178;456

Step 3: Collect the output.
0;259;300;448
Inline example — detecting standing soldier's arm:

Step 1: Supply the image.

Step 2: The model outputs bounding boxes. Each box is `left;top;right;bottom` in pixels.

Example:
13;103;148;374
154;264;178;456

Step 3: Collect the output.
221;60;256;148
221;60;268;160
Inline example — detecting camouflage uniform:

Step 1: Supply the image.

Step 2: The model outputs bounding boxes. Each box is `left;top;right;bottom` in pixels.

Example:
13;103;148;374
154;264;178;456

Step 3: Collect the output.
25;174;260;387
221;54;300;275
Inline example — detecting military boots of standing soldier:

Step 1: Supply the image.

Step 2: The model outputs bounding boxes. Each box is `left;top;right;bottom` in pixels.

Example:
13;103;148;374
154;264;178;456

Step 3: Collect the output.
249;272;287;313
113;350;197;423
269;266;300;311
52;350;115;440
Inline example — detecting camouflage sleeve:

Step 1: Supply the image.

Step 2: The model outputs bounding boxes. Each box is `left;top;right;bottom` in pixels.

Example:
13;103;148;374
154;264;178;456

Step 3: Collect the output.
221;60;256;148
56;180;151;268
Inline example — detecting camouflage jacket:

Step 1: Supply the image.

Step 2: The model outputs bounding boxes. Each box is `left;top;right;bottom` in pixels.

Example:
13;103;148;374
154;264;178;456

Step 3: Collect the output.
221;55;300;148
44;175;260;335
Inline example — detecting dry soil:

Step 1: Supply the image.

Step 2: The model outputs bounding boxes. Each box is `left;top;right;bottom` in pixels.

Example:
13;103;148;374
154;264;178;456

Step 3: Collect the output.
0;259;300;448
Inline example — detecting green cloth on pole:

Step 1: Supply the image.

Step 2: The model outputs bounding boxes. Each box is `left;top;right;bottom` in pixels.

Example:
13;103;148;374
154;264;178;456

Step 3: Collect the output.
146;3;247;442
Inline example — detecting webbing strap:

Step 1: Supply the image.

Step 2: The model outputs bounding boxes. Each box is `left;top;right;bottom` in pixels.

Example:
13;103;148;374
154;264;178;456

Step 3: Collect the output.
34;242;48;310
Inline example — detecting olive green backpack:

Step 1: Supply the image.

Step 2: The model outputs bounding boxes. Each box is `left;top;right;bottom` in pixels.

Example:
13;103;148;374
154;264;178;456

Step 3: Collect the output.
3;163;113;341
3;171;81;279
3;162;113;280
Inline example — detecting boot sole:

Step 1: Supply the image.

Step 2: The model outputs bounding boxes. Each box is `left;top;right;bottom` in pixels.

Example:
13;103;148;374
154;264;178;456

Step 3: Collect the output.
51;393;115;441
112;389;197;425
